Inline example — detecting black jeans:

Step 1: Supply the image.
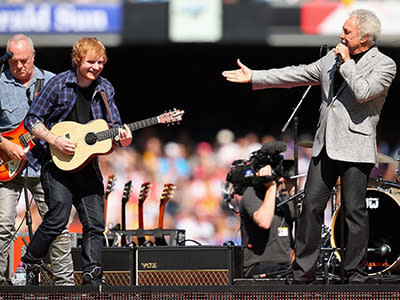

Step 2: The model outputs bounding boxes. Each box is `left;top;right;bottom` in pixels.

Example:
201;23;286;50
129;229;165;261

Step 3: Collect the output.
22;161;105;274
292;149;373;282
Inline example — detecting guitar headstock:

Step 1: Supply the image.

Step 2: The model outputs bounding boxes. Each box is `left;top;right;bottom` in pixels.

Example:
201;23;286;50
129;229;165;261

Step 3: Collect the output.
158;109;184;125
122;180;132;206
138;182;152;206
105;174;116;199
160;183;176;206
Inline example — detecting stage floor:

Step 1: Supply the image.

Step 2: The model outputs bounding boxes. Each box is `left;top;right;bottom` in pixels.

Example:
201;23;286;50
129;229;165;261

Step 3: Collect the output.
2;282;400;300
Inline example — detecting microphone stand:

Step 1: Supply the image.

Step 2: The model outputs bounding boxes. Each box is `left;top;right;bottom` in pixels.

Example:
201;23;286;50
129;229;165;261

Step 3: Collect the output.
24;173;34;239
281;85;312;222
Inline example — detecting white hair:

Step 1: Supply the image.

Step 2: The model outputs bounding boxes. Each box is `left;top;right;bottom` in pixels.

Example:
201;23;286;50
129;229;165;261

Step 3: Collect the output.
6;34;35;55
350;9;381;45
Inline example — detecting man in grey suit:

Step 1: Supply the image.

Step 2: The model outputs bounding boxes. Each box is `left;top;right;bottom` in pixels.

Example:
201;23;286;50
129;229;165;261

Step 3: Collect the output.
222;9;396;284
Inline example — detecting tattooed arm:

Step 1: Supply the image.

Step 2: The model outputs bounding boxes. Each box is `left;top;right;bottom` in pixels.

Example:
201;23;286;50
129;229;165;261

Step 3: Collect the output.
30;121;76;155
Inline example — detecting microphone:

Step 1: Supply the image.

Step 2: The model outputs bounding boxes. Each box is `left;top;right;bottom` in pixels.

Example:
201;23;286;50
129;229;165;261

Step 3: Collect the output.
336;54;342;69
368;244;391;256
260;141;287;156
0;51;13;63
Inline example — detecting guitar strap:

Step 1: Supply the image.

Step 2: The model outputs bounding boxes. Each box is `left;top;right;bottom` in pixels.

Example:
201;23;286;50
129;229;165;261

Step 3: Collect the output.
100;91;115;128
30;68;45;105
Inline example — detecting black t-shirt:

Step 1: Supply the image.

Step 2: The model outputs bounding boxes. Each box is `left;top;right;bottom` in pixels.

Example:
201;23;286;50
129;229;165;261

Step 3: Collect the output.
240;185;295;276
66;83;95;124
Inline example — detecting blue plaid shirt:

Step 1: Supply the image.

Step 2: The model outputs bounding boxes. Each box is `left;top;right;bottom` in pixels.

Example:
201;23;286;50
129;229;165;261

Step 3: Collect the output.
24;69;123;170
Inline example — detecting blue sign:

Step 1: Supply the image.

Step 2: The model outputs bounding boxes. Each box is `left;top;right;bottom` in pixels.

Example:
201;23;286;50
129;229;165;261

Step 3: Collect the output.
0;3;122;33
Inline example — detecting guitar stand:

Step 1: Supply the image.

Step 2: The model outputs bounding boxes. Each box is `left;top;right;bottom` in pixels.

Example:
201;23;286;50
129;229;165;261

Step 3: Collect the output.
136;228;146;247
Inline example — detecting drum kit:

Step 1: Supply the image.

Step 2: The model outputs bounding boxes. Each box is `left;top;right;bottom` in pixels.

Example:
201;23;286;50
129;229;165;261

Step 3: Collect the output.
298;141;400;281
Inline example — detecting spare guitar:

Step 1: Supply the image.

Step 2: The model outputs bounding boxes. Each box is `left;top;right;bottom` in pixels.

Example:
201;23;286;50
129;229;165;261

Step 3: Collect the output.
120;180;132;246
137;182;151;246
0;121;35;181
155;183;176;246
104;174;116;230
103;174;116;247
50;109;184;172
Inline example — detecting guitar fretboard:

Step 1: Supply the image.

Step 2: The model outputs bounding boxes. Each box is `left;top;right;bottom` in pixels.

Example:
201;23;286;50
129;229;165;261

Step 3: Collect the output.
96;117;160;141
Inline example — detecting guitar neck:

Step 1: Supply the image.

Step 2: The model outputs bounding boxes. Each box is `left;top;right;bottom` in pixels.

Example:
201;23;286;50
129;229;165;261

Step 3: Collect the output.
121;203;127;231
138;204;144;229
97;117;160;141
158;203;167;228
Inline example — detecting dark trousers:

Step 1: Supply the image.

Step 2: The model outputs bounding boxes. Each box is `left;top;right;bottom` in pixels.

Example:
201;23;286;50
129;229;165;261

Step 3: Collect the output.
293;149;373;282
22;161;105;274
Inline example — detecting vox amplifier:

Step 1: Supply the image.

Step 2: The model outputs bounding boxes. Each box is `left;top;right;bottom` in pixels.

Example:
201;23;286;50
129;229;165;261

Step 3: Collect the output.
71;247;135;285
136;246;243;286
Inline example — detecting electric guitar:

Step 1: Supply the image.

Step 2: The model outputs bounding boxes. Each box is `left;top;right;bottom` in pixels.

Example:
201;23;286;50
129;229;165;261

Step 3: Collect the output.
0;121;35;181
137;182;151;246
155;183;176;246
120;180;132;246
103;174;116;247
50;109;184;172
104;174;116;229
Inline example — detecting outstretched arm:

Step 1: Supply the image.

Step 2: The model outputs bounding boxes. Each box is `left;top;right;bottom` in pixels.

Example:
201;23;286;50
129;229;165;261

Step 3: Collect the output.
222;59;252;83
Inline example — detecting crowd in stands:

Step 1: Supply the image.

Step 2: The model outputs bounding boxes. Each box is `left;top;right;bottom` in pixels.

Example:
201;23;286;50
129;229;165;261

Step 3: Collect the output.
12;124;397;248
15;126;398;247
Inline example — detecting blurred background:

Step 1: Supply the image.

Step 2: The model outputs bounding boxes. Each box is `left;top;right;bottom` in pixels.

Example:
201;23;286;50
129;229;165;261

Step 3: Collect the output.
4;0;400;246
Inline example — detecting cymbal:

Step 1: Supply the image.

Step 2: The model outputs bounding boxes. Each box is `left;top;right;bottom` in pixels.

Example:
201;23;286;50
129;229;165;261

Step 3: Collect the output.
377;153;397;164
297;141;313;148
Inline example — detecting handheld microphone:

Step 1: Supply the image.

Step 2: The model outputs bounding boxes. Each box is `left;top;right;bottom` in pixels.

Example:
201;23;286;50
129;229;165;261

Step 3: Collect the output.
336;54;343;69
0;51;13;63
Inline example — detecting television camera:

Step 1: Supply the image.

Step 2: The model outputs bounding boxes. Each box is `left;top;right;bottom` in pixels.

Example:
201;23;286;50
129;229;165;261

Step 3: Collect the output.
225;141;294;195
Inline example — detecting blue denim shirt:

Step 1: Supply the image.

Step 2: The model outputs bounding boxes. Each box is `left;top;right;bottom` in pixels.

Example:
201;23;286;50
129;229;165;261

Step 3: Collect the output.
24;69;123;171
0;66;54;178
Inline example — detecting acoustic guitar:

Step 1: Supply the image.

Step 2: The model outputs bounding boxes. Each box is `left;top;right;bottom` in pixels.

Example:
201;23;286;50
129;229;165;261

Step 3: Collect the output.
50;110;184;172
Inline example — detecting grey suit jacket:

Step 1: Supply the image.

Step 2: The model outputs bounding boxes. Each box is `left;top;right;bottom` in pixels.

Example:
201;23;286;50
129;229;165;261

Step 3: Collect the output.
251;47;396;164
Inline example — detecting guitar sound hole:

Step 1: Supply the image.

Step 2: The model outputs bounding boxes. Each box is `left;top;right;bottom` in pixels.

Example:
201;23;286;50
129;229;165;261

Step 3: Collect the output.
85;132;98;145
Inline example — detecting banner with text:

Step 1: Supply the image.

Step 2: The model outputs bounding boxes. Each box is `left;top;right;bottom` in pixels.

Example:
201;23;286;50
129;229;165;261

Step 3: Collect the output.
0;3;122;33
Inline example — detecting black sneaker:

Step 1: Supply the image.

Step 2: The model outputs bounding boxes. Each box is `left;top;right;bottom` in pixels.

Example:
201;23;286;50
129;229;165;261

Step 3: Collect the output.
82;266;107;286
25;263;40;286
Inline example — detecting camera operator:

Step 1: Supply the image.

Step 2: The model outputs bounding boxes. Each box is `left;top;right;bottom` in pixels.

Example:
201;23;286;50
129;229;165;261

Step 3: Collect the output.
240;165;296;278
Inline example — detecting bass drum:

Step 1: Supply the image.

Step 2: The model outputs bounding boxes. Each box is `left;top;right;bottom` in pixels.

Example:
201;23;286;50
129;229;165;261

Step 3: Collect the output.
331;179;400;275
